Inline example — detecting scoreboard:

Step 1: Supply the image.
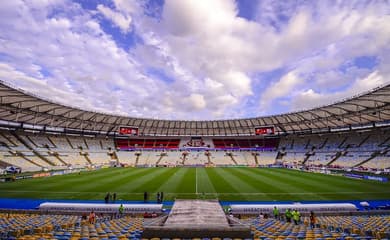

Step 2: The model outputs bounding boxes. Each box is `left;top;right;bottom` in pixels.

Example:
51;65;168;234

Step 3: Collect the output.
118;126;139;136
255;126;275;135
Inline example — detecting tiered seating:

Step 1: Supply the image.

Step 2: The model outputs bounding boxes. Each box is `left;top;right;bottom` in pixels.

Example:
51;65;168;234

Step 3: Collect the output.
24;135;55;149
67;137;87;149
250;215;390;240
361;155;390;169
0;213;144;240
0;213;79;239
278;129;390;169
313;215;390;239
331;152;372;168
135;151;153;165
185;151;208;165
87;152;111;164
258;151;277;165
0;154;41;172
115;151;138;165
210;151;236;165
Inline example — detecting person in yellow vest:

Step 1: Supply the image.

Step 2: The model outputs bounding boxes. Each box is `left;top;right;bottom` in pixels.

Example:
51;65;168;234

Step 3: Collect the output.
273;206;280;220
285;208;292;223
292;209;300;225
119;204;124;217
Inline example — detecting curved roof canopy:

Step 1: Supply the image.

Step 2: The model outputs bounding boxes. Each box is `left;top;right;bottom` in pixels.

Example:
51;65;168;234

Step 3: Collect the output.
0;80;389;136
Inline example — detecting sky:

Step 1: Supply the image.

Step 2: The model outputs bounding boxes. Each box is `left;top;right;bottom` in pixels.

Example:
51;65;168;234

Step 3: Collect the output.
0;0;389;120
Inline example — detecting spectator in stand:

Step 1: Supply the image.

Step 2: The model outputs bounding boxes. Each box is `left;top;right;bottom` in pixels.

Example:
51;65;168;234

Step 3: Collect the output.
259;212;264;222
310;211;316;228
89;211;96;224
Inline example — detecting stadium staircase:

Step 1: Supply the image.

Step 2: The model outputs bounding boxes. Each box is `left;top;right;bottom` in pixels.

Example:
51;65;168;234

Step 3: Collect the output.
205;152;213;165
155;152;166;165
302;153;312;165
11;132;55;166
12;151;43;168
134;152;141;165
181;154;187;165
378;135;390;147
83;138;89;149
226;152;238;165
319;137;328;149
302;148;315;165
251;152;259;165
353;148;389;167
50;152;68;166
338;137;348;148
66;137;74;149
326;151;344;166
0;159;11;168
0;132;17;147
42;143;68;166
358;135;371;147
47;137;57;148
81;152;93;165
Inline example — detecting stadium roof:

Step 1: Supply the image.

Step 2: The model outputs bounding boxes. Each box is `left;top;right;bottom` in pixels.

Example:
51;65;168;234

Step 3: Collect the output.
0;80;389;136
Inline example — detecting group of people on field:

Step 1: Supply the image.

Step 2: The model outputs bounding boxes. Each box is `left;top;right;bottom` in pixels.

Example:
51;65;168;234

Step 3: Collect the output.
270;206;316;227
143;191;164;203
104;192;117;203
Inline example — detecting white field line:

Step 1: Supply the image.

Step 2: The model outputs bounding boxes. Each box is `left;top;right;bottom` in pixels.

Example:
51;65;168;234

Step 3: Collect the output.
195;167;198;194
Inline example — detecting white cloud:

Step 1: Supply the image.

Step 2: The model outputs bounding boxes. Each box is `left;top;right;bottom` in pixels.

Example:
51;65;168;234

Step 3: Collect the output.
260;71;302;109
0;0;389;120
186;93;206;110
97;4;132;33
291;70;388;111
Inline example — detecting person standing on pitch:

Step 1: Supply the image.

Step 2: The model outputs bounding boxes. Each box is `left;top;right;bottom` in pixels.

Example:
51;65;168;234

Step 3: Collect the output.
160;191;164;203
144;191;148;203
104;193;110;204
157;192;161;203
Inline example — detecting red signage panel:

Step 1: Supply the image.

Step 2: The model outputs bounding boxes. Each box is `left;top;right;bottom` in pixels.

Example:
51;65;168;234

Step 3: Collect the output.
119;127;139;136
255;126;275;135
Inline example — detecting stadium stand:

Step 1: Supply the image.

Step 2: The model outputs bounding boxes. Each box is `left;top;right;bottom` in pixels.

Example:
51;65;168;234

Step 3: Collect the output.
0;213;145;240
2;128;390;171
247;215;390;240
0;79;390;239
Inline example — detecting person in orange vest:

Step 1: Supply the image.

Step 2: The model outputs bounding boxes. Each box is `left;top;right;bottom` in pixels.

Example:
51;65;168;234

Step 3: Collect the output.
89;211;96;224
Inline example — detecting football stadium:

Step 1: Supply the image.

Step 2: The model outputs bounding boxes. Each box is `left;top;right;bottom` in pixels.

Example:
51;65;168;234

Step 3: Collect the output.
1;0;390;240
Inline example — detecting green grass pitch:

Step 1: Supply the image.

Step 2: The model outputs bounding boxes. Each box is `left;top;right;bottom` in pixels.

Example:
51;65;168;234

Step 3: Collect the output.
0;167;389;201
